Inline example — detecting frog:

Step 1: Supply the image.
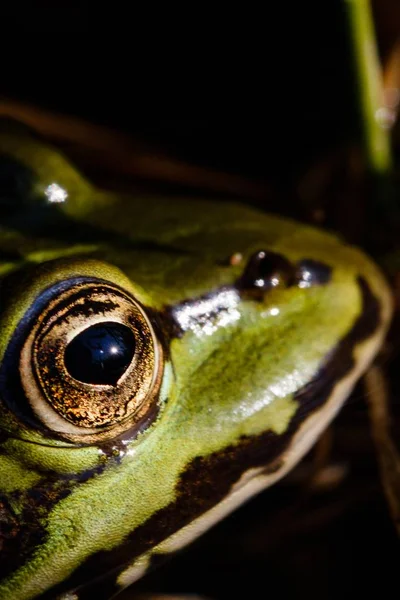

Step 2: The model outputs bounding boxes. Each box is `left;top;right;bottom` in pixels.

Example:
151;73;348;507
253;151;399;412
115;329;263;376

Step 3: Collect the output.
0;125;393;600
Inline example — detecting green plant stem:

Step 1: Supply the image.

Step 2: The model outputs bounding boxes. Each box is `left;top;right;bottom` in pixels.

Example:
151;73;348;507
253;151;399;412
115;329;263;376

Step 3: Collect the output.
345;0;393;174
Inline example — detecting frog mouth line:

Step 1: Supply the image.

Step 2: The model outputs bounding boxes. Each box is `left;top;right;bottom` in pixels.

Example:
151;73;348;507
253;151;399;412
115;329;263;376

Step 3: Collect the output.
36;275;383;600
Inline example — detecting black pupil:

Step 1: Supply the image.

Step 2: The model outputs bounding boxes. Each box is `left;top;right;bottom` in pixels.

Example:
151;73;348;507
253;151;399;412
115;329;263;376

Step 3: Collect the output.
64;322;136;385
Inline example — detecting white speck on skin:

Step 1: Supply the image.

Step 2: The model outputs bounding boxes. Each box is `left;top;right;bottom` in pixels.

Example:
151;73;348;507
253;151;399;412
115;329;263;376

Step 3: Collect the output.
261;306;280;318
45;183;68;204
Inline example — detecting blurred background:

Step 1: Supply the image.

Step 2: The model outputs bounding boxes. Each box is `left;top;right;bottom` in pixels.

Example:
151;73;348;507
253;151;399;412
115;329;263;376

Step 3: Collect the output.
3;3;375;203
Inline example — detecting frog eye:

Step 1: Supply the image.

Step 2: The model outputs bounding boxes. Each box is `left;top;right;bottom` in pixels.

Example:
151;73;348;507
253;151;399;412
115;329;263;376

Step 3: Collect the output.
5;278;162;444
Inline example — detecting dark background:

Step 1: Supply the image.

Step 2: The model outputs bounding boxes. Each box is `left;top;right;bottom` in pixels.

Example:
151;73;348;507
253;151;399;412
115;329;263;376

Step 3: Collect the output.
4;3;359;189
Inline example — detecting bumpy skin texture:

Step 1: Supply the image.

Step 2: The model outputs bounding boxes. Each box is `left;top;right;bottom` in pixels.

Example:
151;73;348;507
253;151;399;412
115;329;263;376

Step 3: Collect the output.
0;129;393;599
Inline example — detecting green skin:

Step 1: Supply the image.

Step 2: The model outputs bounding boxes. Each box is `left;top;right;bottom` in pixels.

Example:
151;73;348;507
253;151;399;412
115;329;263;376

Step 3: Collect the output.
0;130;393;600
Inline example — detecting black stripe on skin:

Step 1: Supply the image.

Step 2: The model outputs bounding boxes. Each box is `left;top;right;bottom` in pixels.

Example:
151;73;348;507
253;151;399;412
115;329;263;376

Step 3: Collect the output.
0;452;124;584
0;403;165;585
41;276;381;600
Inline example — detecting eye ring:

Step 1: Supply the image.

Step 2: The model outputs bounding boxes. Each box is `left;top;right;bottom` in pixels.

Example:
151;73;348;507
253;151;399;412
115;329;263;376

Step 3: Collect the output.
16;278;163;444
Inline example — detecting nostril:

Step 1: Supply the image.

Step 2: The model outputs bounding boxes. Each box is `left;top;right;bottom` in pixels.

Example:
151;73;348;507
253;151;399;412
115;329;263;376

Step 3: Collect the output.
235;252;332;296
236;250;295;292
295;259;332;287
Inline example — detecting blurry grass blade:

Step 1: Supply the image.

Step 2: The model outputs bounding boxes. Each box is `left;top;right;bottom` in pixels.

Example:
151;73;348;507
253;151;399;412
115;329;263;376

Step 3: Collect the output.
365;365;400;534
381;39;400;131
345;0;393;174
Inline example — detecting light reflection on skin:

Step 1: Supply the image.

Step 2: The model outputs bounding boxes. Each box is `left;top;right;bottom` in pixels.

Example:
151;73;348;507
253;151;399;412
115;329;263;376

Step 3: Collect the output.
232;369;305;420
174;288;285;337
173;289;241;337
255;276;280;288
298;268;312;288
268;369;305;397
261;307;280;318
44;182;68;203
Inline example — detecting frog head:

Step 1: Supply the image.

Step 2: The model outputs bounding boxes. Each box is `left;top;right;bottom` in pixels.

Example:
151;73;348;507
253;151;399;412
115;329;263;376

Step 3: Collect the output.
0;127;392;599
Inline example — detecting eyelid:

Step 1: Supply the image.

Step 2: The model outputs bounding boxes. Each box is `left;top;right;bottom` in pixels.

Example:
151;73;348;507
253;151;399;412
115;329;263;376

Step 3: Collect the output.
0;258;154;365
